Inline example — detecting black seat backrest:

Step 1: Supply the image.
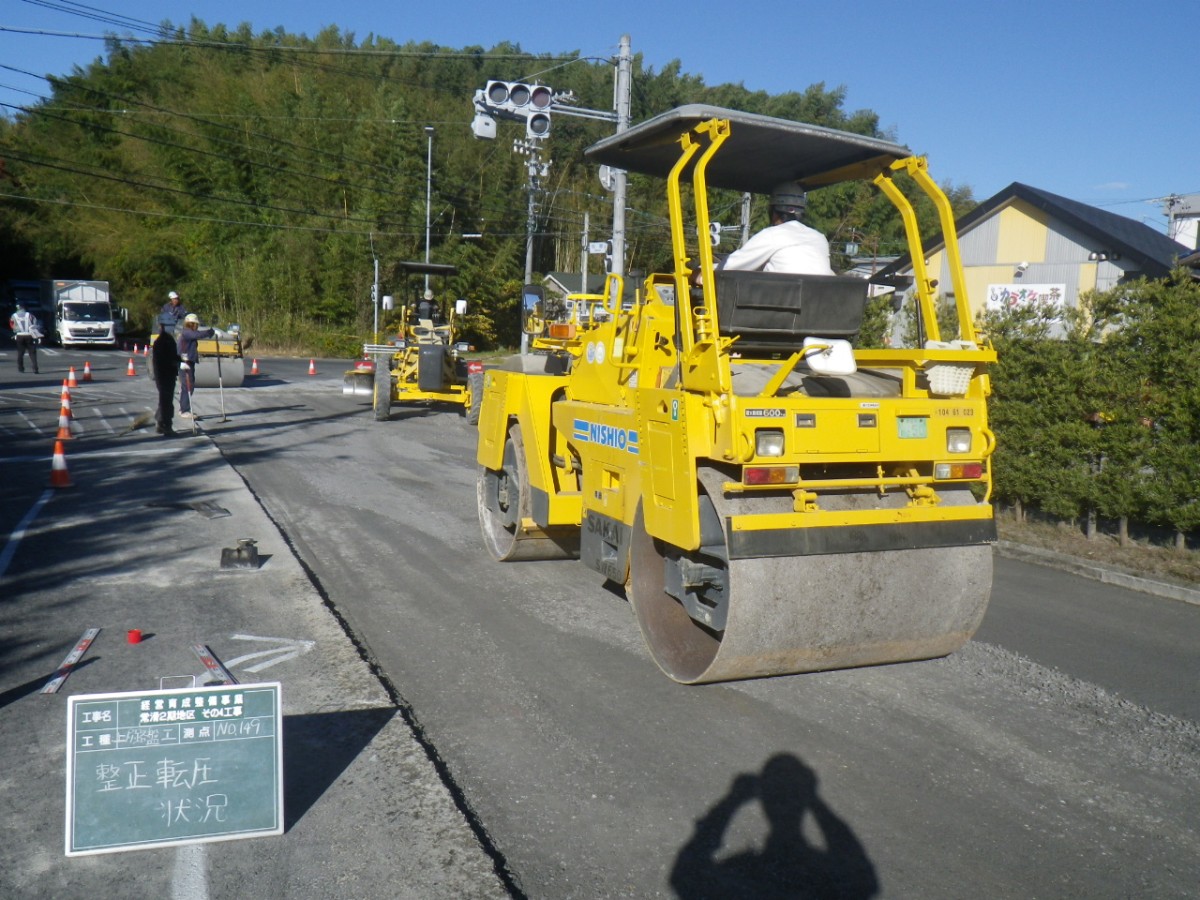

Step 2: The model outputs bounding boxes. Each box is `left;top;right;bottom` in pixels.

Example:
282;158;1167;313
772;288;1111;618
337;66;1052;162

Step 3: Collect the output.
714;270;868;350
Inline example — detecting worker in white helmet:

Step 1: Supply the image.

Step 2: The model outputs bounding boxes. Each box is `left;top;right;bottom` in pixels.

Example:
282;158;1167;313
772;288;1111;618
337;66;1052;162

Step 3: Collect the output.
161;289;187;328
176;312;214;419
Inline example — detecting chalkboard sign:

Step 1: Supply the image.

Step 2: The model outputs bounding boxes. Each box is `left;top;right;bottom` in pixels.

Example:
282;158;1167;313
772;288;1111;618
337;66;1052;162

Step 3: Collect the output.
66;683;283;856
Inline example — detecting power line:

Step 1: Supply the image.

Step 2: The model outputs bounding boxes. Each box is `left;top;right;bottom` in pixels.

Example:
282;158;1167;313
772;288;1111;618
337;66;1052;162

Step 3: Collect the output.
19;0;168;34
0;189;559;240
1;62;557;229
2;147;414;227
0;23;582;61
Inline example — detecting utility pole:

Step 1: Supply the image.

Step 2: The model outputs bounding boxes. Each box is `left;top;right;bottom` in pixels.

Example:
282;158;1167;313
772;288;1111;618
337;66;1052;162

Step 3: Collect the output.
424;126;434;294
740;192;752;247
582;211;589;293
1163;193;1200;249
610;34;632;278
515;138;550;287
372;255;380;340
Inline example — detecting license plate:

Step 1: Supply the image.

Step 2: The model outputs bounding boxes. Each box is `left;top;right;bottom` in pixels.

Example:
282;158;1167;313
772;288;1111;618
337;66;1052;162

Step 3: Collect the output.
898;417;928;439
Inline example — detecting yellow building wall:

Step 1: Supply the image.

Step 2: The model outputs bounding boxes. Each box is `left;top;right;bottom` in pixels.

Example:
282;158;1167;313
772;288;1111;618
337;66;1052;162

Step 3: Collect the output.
1079;264;1098;291
995;201;1050;263
963;266;1015;317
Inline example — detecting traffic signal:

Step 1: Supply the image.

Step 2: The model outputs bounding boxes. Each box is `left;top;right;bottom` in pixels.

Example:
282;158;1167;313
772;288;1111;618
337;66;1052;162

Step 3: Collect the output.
483;80;553;137
526;109;551;139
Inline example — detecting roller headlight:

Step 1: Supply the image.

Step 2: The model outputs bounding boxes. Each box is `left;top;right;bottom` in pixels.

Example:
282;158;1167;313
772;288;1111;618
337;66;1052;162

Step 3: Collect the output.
755;429;785;457
946;428;972;453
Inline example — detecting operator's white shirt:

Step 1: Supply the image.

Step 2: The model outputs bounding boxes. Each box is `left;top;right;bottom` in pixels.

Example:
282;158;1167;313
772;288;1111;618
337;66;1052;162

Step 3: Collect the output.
721;220;835;276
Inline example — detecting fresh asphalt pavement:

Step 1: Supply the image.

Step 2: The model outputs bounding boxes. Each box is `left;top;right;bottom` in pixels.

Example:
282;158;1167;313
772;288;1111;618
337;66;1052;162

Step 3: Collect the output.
0;348;507;899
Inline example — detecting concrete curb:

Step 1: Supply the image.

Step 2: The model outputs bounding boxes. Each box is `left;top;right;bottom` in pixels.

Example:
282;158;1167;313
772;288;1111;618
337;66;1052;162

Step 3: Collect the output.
997;540;1200;607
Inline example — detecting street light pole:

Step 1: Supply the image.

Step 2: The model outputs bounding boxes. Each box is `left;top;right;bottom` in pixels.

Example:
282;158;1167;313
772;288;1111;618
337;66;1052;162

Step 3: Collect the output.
424;125;434;294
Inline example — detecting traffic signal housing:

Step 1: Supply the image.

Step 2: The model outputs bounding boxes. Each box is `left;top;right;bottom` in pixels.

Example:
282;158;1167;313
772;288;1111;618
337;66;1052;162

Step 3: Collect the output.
483;80;553;138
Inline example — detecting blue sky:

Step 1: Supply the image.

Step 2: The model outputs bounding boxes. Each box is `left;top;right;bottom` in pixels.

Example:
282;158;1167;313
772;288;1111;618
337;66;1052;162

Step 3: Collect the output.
1;0;1193;234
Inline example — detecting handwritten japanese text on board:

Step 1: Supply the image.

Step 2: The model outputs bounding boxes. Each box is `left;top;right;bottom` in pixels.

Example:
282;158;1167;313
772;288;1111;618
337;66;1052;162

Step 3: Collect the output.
66;683;282;856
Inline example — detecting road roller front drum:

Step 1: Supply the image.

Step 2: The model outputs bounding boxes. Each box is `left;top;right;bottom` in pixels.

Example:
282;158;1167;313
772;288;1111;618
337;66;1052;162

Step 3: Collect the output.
192;356;245;388
627;470;993;684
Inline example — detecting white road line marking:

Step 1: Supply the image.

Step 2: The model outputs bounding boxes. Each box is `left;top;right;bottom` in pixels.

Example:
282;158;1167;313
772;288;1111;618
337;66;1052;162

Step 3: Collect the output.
17;410;45;436
91;407;116;434
171;843;209;900
0;488;53;577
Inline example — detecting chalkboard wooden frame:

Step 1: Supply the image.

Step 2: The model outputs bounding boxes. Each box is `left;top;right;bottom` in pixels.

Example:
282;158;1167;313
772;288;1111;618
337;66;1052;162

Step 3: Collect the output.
66;682;283;856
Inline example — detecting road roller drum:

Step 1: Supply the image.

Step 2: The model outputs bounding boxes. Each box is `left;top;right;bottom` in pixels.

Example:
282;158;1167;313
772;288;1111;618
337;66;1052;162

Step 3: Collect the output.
192;355;244;388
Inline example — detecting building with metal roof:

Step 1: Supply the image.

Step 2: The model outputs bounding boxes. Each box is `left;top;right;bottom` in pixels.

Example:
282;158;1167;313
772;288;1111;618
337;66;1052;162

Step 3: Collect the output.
876;182;1194;327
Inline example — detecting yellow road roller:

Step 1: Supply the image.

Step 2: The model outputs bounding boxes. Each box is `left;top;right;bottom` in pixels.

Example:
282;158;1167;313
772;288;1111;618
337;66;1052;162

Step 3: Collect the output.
148;315;246;388
476;105;997;683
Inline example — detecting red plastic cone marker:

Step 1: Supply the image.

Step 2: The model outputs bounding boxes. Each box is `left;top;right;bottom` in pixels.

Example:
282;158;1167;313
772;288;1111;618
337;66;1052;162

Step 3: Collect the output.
60;388;73;420
251;358;260;375
49;440;73;489
308;359;317;376
67;366;78;388
82;360;93;382
126;358;137;376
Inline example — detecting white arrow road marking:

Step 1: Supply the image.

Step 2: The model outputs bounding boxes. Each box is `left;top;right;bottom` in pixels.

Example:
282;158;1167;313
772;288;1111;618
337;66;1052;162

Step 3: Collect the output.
225;634;316;673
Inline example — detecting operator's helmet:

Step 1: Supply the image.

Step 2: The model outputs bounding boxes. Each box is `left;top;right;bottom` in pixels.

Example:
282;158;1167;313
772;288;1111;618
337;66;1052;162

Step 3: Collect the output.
183;313;200;326
770;180;808;218
168;290;180;300
14;301;23;311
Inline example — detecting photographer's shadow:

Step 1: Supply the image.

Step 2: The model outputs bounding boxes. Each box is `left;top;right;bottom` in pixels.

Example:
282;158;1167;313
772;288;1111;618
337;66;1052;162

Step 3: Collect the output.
671;753;879;899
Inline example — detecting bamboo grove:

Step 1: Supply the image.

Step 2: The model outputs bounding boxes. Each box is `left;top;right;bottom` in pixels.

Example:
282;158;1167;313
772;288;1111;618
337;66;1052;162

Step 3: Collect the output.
0;20;965;352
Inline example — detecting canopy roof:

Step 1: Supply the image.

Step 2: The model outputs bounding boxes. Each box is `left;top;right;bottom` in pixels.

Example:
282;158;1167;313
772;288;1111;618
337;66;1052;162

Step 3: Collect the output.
585;105;912;195
398;261;458;277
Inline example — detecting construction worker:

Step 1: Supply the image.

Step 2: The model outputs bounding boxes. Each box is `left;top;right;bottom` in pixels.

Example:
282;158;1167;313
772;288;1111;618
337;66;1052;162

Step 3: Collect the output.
160;290;187;329
176;313;214;419
152;317;181;435
9;302;42;374
721;181;835;276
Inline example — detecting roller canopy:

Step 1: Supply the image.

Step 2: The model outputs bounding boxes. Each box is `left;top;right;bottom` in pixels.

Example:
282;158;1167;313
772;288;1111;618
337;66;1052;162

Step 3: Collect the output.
398;261;458;277
584;104;912;193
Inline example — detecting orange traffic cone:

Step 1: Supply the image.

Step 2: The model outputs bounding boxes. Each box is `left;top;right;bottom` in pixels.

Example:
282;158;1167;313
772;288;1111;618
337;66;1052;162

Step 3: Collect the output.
308;359;317;376
143;345;149;357
82;360;93;382
250;358;260;376
55;404;74;440
48;440;73;489
126;358;137;377
67;366;78;388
